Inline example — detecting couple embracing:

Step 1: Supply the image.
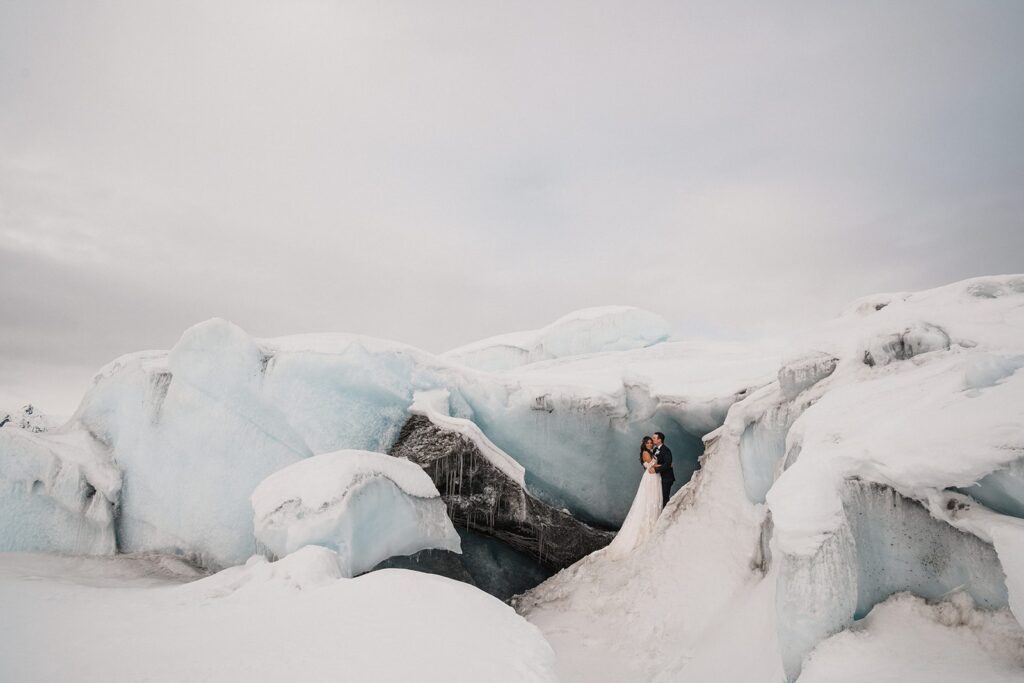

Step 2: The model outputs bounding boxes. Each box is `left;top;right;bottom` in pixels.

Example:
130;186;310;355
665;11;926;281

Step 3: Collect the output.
605;432;675;559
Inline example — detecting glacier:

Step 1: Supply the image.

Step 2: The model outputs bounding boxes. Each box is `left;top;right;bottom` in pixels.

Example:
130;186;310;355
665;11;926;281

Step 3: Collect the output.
0;309;760;567
251;449;461;577
2;274;1023;681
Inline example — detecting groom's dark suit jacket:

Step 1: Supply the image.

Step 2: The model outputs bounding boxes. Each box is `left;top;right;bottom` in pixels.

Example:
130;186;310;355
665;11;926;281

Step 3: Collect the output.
655;445;675;482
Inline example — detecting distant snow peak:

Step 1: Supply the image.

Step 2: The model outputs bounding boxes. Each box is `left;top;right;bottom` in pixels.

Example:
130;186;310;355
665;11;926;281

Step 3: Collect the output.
0;404;57;433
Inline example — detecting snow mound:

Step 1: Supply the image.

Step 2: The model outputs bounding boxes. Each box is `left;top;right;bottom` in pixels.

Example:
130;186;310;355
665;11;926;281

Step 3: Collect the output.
192;545;348;598
443;306;671;371
0;551;559;682
70;318;312;567
251;450;461;577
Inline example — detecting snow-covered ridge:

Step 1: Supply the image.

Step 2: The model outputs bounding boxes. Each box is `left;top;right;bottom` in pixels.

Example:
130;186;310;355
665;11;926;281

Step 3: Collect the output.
443;305;672;371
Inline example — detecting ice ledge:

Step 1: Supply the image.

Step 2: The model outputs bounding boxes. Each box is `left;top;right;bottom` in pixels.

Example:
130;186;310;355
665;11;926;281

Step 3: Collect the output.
409;389;526;487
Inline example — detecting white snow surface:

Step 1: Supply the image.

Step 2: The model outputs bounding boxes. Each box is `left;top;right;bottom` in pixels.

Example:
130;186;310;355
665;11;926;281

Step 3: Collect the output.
443;305;672;371
251;449;460;576
0;550;558;682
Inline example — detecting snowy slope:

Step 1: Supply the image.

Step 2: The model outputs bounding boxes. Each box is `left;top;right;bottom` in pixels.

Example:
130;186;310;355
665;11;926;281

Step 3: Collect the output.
0;550;558;682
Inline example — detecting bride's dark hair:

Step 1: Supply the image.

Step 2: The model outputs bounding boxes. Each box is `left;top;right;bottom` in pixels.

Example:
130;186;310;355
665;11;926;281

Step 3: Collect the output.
639;435;653;465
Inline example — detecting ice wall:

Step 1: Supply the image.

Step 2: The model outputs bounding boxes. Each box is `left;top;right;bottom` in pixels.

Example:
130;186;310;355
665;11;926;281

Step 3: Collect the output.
460;382;705;526
775;481;1011;679
3;307;750;563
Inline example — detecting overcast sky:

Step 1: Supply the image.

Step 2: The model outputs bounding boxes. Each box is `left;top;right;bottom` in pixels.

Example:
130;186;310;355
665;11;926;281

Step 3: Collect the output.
2;1;1023;413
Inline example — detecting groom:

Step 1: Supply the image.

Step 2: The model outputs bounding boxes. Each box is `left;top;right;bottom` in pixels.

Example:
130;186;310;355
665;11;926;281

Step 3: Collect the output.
650;431;675;507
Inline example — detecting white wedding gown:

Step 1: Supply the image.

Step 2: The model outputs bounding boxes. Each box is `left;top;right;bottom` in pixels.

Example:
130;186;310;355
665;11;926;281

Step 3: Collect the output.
605;456;663;559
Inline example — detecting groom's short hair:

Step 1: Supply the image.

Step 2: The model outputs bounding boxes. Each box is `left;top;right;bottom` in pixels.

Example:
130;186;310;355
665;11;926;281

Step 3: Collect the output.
654;431;665;442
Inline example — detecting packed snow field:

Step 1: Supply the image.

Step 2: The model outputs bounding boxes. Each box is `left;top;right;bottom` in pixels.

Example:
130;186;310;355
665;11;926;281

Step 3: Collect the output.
2;278;1023;681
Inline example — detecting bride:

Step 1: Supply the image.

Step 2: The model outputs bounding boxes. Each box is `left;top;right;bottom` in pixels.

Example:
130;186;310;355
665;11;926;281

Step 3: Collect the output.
606;435;663;558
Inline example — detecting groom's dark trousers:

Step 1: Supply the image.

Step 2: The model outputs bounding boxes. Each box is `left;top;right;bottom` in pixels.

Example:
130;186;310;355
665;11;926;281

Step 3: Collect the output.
657;445;675;507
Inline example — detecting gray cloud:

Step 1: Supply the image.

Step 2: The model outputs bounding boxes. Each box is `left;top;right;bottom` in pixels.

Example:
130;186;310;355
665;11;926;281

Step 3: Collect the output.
2;0;1023;413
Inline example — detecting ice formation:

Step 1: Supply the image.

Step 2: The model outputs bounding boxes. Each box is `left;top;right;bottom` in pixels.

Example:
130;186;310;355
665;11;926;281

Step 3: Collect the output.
0;308;766;566
251;449;461;577
0;427;118;555
390;405;613;570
